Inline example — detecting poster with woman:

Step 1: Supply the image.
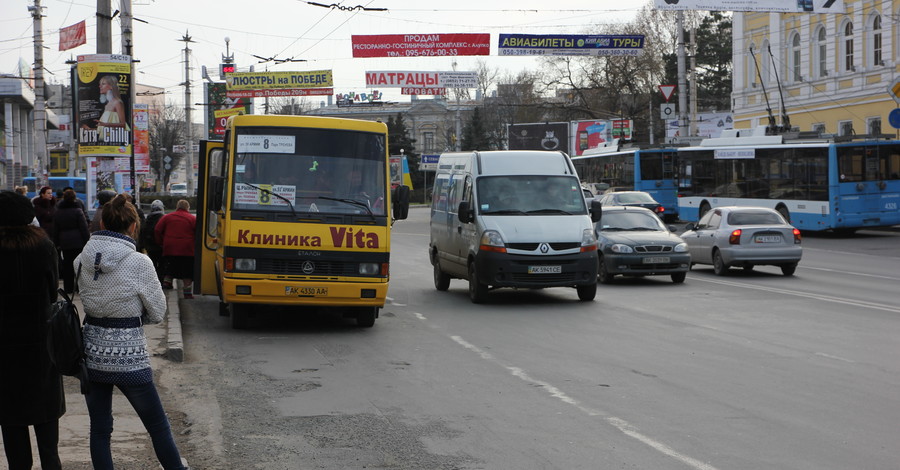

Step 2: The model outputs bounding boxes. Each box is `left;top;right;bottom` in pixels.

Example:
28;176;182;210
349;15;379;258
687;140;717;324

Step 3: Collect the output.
76;54;132;157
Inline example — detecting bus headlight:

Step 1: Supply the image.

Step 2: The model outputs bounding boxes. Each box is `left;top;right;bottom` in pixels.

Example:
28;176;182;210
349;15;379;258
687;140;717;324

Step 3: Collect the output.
234;258;256;271
359;263;380;275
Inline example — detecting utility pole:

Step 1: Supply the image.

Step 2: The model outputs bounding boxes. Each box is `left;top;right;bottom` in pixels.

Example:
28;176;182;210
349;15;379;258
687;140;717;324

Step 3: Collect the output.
180;32;195;196
97;0;112;53
29;0;48;188
689;27;698;138
676;11;689;141
121;0;137;200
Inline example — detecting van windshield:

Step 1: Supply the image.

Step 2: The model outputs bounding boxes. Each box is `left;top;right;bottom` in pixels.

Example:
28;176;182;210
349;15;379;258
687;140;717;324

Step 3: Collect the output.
477;176;586;215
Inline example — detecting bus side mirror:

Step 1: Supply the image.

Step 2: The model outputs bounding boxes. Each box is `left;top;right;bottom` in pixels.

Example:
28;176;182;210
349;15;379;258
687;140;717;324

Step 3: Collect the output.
209;176;225;211
458;201;473;223
392;185;410;220
590;199;603;223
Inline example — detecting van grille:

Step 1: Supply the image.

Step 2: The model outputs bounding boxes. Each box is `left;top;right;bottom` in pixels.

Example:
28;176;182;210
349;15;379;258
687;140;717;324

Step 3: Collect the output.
507;242;580;251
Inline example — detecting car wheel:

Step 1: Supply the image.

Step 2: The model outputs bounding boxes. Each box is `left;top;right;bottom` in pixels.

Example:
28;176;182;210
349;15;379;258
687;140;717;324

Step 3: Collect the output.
671;272;687;283
598;256;614;284
230;303;251;330
576;282;597;301
356;307;377;327
699;202;711;219
433;260;451;291
781;264;797;276
712;250;729;276
468;262;488;304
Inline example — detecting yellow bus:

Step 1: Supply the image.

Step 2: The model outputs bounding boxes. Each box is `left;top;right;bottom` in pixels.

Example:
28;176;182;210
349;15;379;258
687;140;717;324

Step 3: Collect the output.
195;114;410;328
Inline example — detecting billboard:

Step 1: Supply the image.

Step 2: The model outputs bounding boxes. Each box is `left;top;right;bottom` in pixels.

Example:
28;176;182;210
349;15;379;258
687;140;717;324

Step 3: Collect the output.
652;0;845;13
205;82;253;140
570;120;613;156
507;123;569;154
351;34;490;58
498;34;645;57
666;112;734;140
76;54;132;158
224;70;333;99
365;71;478;88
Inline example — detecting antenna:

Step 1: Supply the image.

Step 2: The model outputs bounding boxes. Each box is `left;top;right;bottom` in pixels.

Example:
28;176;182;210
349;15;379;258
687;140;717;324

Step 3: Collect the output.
749;45;778;133
767;44;791;133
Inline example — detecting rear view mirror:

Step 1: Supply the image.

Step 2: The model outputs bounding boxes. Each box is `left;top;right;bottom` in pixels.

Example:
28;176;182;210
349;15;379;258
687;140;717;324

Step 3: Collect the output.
392;185;410;220
458;201;473;223
590;199;603;223
683;223;695;231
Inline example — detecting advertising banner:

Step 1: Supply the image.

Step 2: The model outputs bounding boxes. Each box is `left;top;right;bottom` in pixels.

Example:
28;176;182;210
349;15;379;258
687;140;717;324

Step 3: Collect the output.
351;34;490;58
206;82;253;140
130;103;150;174
666;112;734;140
76;54;132;158
498;34;644;57
612;119;634;140
401;87;446;95
59;21;86;51
365;71;478;88
225;70;332;98
571;120;613;156
507;123;569;154
652;0;845;13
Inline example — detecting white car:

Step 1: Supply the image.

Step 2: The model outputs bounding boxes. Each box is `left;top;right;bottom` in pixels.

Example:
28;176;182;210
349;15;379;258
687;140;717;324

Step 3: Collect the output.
681;206;802;276
170;183;188;196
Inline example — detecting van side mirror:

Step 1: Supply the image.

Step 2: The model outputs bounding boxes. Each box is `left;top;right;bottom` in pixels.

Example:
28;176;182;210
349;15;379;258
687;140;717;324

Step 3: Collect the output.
392;185;410;220
458;201;473;223
208;176;225;211
590;199;603;223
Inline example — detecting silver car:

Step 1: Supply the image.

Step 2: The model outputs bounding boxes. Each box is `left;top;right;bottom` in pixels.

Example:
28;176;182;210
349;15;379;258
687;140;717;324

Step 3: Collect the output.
681;206;802;276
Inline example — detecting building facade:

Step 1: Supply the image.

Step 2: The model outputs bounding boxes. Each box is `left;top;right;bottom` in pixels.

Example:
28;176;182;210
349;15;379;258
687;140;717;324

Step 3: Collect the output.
733;0;897;136
0;76;60;190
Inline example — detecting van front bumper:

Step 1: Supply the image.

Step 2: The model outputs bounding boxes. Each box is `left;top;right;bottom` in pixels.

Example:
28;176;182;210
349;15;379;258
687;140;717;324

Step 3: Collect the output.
474;250;598;288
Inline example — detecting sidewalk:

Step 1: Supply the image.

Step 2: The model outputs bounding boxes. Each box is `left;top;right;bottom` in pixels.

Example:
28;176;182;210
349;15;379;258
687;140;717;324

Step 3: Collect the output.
0;288;187;469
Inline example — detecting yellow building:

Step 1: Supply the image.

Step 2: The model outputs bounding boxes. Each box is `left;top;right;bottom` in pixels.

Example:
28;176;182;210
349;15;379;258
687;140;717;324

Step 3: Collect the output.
733;1;898;136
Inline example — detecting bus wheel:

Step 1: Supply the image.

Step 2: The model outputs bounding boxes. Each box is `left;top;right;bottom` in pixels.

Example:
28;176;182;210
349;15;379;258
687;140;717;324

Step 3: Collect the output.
219;301;229;316
434;261;451;291
468;262;488;304
356;307;377;328
776;205;791;223
576;282;597;301
230;303;251;329
699;202;711;219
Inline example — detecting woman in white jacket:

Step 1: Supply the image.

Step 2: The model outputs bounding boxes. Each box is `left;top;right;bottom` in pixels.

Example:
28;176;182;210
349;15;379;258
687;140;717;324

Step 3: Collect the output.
76;194;186;470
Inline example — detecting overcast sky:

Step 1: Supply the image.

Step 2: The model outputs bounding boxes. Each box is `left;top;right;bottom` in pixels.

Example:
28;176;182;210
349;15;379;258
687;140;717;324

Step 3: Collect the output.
2;0;645;106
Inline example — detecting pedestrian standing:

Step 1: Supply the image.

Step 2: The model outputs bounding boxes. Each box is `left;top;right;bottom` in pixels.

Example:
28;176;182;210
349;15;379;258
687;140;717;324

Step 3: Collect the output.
0;191;64;470
89;190;117;233
76;194;187;470
52;189;90;294
154;199;196;299
56;186;89;224
140;199;166;283
32;185;57;238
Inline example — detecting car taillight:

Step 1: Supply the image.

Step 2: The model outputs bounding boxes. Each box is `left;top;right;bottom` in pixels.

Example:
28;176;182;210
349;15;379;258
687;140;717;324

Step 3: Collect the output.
793;228;801;244
656;206;665;213
729;229;742;245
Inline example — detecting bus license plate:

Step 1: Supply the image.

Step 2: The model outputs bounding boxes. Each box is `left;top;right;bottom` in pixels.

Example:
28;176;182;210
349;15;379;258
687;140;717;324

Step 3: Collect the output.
755;236;781;243
528;265;561;274
285;286;328;297
643;257;670;264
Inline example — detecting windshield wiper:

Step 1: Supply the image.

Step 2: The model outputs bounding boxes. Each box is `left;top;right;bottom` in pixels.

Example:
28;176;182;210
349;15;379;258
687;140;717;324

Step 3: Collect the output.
318;197;375;221
241;182;297;218
527;208;573;215
484;209;527;215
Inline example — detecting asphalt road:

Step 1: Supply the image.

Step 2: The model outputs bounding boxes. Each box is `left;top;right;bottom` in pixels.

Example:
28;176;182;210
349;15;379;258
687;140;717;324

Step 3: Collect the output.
169;209;900;470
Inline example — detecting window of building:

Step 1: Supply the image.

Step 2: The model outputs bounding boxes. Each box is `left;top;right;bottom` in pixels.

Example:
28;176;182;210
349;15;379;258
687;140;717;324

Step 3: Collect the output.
790;32;802;82
761;40;771;85
748;43;758;88
839;120;854;136
867;117;882;136
843;21;855;72
812;123;826;135
423;132;434;153
870;14;883;66
815;26;828;78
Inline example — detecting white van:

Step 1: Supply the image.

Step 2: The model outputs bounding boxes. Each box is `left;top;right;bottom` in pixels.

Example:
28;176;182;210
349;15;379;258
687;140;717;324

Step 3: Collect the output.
429;150;601;303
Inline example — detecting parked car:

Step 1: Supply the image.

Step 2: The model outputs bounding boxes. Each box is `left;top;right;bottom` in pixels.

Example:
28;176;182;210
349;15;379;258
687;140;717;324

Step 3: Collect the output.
681;206;802;276
594;206;691;284
169;183;188;196
597;191;665;218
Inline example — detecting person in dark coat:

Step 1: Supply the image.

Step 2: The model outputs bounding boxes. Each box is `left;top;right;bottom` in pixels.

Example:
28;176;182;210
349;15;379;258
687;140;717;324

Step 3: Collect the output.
89;190;117;233
155;199;196;299
56;186;89;224
0;191;64;470
32;185;57;238
140;199;166;283
52;189;91;294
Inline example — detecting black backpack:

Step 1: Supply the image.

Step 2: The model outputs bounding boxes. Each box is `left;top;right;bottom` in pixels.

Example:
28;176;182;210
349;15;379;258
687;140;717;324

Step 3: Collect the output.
47;286;90;394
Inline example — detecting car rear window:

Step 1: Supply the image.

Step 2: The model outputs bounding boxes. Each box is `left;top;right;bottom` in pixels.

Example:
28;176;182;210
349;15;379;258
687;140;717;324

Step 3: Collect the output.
617;193;654;203
728;211;783;225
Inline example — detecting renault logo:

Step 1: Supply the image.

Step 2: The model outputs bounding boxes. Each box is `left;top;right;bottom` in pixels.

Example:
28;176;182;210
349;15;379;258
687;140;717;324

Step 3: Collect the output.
539;243;550;253
301;261;315;274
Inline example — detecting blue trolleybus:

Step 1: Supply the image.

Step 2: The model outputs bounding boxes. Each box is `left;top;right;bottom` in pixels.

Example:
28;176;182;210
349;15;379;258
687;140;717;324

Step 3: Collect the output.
675;128;900;232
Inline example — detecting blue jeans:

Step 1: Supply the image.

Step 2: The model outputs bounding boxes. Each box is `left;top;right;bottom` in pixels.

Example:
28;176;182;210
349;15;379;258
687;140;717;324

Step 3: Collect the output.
85;381;186;470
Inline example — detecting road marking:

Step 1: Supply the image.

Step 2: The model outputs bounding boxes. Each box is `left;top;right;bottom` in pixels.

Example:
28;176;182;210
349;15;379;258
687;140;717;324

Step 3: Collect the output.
815;352;855;363
689;277;900;314
413;312;427;321
448;334;720;470
385;296;407;307
799;265;900;281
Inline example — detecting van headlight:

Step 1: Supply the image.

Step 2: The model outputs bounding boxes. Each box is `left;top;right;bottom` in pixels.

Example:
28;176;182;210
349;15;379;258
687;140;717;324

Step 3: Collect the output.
234;258;256;271
479;230;507;253
580;229;598;252
359;263;380;275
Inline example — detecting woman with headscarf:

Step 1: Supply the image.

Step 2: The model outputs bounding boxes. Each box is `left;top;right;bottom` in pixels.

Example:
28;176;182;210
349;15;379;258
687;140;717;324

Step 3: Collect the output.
32;185;57;238
0;190;64;470
139;199;166;283
76;194;186;470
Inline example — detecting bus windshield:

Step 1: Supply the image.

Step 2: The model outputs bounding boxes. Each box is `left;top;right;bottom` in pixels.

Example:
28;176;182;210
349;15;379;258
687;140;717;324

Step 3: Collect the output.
231;127;387;216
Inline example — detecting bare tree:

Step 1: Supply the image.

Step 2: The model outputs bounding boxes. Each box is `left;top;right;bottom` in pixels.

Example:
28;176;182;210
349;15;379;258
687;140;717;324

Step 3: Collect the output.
148;102;186;191
268;96;315;115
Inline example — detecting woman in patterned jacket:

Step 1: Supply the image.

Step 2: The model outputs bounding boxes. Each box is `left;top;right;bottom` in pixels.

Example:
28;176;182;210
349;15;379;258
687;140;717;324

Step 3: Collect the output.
75;194;187;470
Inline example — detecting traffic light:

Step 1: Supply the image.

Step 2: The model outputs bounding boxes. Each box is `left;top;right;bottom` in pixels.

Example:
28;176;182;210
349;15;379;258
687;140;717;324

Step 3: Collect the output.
219;63;236;79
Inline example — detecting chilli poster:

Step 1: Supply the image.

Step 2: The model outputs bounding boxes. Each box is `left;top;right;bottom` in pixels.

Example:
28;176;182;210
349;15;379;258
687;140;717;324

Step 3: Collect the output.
76;54;132;157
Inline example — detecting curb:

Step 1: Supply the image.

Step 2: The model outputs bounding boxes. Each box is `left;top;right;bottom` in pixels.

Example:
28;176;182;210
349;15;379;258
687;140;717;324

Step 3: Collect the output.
164;289;184;363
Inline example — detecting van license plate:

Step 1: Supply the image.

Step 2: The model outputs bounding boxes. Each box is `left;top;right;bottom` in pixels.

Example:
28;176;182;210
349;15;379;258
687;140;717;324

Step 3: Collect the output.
528;265;561;274
643;257;670;264
285;286;328;297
